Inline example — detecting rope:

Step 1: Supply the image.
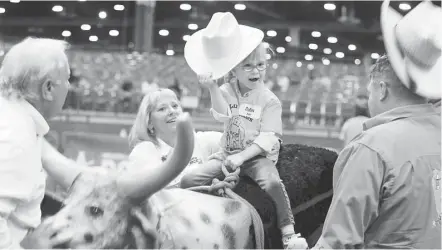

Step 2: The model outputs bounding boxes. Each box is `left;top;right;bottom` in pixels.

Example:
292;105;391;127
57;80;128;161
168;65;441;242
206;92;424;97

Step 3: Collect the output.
186;164;264;249
185;164;240;196
210;164;240;196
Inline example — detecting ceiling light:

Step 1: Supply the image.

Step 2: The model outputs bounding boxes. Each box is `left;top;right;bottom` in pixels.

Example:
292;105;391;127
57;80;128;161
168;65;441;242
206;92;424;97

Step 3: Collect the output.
305;54;313;61
188;23;198;30
324;3;336;11
114;4;124;11
311;31;321;37
272;63;278;69
285;36;292;42
399;3;411;10
267;30;277;37
62;30;71;37
234;3;246;10
371;53;380;59
327;37;338;43
348;44;357;51
81;24;91;31
166;50;175;56
180;3;191;11
296;61;302;67
307;64;315;70
355;59;361;65
322;58;330;65
159;29;169;36
309;43;318;50
335;52;345;58
89;35;98;42
0;8;5;14
52;5;63;12
276;47;285;53
323;48;332;54
109;30;119;36
98;11;107;19
10;0;20;3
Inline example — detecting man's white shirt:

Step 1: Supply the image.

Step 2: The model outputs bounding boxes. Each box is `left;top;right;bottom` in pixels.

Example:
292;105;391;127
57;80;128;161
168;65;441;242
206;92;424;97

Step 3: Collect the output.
0;96;49;248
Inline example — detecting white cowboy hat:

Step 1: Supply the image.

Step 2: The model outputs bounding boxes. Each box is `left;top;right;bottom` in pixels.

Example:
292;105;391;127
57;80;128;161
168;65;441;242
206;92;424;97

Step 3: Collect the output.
184;12;264;80
381;0;441;99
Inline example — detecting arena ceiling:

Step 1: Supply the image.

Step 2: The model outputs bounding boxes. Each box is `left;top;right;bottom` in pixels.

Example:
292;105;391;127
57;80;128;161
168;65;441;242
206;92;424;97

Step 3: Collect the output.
0;0;438;64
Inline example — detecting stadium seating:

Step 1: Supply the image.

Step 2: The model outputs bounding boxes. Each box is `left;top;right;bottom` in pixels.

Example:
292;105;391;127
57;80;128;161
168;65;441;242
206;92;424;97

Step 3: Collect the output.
1;46;365;128
70;50;366;127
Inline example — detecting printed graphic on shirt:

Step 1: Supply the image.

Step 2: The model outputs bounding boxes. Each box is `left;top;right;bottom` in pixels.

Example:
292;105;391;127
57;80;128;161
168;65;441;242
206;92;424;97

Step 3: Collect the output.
225;116;245;152
432;169;441;226
239;104;262;120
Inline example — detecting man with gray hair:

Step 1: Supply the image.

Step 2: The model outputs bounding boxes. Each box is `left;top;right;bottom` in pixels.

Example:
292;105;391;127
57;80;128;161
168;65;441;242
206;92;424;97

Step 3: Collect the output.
0;37;77;248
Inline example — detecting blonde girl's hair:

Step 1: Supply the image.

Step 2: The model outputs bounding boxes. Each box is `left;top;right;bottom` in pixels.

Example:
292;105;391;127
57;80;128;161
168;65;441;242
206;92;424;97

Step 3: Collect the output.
128;88;177;149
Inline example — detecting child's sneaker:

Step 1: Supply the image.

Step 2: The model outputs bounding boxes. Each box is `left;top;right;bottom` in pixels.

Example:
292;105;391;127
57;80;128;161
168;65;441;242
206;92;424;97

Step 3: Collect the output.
282;233;308;249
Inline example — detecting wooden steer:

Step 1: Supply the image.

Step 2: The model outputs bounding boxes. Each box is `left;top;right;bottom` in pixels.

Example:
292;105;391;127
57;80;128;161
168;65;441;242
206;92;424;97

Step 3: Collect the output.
41;115;338;249
41;114;262;249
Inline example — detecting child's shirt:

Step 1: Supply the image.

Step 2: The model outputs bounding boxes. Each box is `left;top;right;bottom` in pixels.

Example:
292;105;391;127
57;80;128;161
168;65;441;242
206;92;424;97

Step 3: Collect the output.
210;82;283;163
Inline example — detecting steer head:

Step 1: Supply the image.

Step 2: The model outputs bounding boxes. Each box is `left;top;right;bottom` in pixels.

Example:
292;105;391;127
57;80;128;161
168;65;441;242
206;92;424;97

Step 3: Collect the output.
43;113;195;249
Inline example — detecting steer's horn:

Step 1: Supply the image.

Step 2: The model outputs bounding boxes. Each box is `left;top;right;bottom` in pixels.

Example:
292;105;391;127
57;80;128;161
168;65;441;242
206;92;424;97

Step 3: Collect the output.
118;113;194;199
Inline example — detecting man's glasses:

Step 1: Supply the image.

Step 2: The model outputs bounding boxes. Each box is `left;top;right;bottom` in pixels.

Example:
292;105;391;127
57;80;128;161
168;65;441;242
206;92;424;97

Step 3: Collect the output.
241;63;268;72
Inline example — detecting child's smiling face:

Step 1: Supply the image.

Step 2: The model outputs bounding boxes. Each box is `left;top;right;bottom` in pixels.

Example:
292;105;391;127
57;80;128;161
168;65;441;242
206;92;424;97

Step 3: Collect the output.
233;43;267;93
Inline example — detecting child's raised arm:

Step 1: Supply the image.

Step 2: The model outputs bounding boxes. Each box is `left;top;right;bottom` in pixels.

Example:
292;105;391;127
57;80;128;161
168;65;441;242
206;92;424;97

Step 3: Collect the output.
198;74;231;119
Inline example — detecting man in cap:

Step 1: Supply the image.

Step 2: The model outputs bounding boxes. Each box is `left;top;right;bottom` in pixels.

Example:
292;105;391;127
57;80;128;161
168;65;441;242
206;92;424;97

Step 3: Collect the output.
314;0;441;248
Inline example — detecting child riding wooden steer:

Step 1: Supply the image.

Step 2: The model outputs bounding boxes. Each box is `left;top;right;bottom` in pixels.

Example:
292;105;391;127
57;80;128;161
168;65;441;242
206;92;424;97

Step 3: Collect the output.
181;12;308;249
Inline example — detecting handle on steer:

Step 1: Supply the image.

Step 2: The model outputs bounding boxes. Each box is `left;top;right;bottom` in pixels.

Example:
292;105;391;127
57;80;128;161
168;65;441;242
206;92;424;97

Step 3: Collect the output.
221;163;241;187
185;164;240;196
210;164;241;196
